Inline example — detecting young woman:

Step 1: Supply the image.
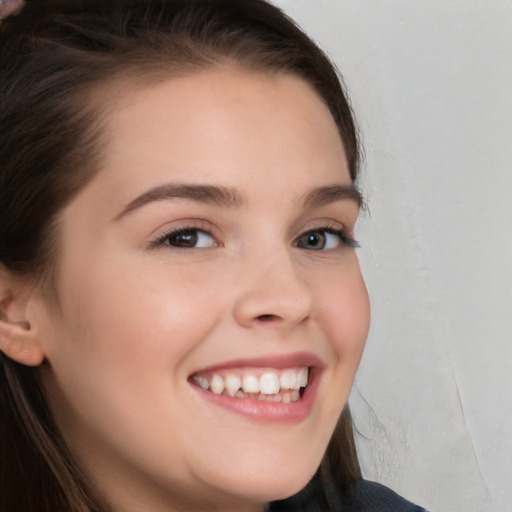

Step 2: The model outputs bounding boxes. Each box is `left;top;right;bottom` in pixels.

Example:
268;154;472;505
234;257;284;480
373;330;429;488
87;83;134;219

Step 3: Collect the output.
0;1;426;510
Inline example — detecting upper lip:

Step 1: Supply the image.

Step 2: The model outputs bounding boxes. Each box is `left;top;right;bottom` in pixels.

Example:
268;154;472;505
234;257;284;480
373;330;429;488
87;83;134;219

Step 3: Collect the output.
189;351;326;375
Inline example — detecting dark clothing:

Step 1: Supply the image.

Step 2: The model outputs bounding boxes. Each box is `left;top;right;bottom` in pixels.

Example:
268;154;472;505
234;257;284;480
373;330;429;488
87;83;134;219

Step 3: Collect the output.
271;478;428;512
343;480;428;511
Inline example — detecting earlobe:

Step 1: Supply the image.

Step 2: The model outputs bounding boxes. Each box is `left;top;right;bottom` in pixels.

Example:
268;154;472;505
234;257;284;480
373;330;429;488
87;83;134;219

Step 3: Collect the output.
0;273;46;367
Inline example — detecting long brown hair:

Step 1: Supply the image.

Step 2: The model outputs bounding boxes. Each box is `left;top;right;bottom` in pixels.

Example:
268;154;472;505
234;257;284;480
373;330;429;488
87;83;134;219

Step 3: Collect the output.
0;1;363;510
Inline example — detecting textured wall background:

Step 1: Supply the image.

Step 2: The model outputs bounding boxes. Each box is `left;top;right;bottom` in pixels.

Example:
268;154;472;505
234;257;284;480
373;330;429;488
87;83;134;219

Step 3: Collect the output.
272;2;512;511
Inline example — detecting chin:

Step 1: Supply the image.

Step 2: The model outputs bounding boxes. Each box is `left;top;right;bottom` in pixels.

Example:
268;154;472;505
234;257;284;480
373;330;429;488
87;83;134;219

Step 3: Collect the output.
195;452;320;505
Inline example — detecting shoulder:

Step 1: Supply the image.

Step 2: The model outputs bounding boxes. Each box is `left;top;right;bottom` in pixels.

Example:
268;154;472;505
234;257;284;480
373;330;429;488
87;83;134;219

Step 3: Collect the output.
342;480;429;512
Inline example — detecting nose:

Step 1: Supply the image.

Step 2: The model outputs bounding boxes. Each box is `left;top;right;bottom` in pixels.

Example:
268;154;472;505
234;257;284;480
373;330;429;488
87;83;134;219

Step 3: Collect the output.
232;249;314;329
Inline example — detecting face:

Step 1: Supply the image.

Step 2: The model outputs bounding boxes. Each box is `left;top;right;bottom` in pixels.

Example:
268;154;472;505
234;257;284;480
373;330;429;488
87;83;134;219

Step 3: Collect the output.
34;69;370;512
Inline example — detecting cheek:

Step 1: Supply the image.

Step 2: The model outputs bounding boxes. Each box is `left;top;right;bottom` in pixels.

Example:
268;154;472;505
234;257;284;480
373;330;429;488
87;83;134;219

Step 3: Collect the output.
43;257;225;415
316;264;370;377
41;258;229;474
320;257;370;333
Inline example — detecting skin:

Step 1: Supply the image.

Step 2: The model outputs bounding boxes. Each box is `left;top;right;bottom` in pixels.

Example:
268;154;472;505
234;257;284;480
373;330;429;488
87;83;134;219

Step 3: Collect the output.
4;69;370;512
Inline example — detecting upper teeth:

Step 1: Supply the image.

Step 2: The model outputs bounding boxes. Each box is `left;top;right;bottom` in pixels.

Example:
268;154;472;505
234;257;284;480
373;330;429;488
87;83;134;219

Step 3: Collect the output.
225;375;242;396
242;374;260;394
259;372;280;394
192;367;309;396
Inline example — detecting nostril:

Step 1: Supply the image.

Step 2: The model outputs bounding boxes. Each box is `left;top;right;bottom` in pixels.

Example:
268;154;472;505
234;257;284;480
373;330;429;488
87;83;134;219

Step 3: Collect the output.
257;314;277;322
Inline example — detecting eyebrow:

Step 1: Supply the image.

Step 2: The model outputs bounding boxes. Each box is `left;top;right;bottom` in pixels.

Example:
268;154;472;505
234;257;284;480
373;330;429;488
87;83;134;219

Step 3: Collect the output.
114;183;247;220
300;184;363;209
115;182;363;221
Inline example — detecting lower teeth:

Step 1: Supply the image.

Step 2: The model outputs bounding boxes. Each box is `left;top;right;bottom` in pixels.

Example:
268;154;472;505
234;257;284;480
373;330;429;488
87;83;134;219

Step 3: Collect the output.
224;389;301;402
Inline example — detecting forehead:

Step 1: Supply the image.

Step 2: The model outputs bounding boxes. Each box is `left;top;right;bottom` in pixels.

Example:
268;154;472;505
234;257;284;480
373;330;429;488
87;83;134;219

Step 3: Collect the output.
82;69;351;215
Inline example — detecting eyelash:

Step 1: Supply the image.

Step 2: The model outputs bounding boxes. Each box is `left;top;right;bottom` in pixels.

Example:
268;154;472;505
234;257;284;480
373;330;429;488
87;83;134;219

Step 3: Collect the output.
149;226;359;251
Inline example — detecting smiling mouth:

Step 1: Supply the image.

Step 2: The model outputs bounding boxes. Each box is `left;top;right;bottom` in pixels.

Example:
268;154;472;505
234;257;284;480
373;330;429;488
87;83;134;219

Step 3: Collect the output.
190;367;309;403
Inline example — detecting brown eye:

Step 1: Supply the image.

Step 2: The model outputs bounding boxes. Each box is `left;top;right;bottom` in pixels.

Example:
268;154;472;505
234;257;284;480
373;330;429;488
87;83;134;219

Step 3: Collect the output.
160;229;216;248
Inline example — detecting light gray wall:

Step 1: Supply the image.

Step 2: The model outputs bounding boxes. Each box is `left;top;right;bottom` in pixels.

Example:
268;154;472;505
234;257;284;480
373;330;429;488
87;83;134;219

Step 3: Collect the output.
272;2;512;511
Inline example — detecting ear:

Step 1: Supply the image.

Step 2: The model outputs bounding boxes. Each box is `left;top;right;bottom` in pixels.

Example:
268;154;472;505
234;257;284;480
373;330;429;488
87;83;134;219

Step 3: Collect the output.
0;266;45;367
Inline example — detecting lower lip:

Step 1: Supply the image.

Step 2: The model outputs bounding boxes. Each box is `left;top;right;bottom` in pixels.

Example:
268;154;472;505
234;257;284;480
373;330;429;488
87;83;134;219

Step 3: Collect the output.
189;369;321;423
